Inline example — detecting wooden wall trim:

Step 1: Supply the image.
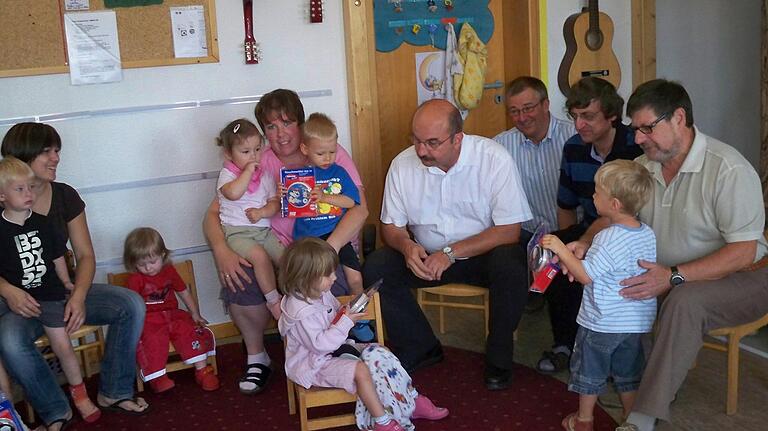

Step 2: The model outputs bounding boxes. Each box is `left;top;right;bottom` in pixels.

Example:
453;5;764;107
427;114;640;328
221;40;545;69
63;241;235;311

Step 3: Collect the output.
631;0;656;88
343;0;384;230
761;0;768;213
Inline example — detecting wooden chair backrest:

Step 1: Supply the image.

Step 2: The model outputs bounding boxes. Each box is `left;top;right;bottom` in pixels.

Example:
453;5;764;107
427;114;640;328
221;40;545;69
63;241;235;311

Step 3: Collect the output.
107;259;198;303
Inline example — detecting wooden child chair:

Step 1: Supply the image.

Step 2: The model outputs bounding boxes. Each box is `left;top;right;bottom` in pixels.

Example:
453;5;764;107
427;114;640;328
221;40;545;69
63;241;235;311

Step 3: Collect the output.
417;283;490;337
107;259;218;392
285;292;386;431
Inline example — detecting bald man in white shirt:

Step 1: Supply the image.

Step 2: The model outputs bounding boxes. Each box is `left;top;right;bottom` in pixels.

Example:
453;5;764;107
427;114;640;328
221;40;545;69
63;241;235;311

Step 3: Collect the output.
363;99;532;390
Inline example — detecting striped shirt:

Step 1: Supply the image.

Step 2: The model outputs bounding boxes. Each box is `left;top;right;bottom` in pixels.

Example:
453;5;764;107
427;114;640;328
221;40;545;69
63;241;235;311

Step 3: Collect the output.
494;116;576;233
557;123;642;228
578;223;657;333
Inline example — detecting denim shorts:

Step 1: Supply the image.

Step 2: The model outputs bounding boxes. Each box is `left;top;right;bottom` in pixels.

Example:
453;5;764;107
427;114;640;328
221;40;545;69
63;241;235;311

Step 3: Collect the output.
568;326;647;395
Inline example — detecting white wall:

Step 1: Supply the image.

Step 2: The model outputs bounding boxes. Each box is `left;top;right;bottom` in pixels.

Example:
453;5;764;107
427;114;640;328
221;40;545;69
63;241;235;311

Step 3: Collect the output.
545;0;633;120
0;0;352;324
656;0;762;167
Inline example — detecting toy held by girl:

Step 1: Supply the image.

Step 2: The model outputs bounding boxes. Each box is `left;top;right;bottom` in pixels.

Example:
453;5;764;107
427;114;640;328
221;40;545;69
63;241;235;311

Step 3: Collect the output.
278;237;449;431
123;227;219;393
216;119;284;319
540;160;657;431
0;157;100;423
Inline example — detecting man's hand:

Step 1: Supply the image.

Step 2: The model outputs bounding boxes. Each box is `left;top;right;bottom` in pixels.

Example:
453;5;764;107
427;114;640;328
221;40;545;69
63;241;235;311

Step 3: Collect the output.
404;242;434;280
423;251;452;281
3;285;41;317
64;296;86;333
619;260;672;300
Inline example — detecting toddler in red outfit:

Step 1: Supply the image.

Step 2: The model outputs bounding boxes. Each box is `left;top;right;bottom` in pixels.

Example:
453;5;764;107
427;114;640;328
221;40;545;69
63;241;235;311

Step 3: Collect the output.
123;227;219;393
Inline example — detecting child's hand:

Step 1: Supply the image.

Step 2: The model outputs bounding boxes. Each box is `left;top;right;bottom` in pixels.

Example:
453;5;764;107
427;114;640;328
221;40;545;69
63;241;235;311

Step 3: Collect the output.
245;207;262;224
191;312;209;326
64;281;75;291
243;160;259;173
279;184;288;197
540;234;567;255
310;184;325;204
344;304;367;322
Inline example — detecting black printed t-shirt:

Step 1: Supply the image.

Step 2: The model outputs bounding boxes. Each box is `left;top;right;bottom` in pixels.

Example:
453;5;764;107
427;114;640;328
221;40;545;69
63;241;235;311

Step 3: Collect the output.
0;211;67;301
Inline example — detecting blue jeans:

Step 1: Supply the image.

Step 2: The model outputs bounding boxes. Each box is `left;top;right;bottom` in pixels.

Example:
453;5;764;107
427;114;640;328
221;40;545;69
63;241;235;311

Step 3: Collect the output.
0;284;145;424
568;326;646;395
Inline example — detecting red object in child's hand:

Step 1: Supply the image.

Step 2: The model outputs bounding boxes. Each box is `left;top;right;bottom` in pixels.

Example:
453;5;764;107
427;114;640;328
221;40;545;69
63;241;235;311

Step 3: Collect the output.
331;306;347;324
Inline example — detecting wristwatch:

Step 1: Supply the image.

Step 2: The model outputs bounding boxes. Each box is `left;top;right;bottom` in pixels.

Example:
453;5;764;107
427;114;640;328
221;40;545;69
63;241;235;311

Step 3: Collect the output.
669;266;686;287
442;246;456;264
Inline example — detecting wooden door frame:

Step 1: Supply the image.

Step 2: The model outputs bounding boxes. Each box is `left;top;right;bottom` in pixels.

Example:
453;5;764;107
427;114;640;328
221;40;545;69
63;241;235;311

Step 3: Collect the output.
342;0;656;227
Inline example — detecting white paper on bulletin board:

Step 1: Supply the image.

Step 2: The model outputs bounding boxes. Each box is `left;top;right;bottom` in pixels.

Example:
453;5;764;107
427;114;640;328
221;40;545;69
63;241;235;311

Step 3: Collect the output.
64;11;122;86
170;5;208;58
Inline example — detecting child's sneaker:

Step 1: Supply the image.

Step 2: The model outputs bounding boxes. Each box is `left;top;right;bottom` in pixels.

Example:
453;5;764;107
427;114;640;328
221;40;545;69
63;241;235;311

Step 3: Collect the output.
373;419;405;431
149;375;175;393
411;394;449;420
195;365;220;391
267;301;282;320
561;413;593;431
350;320;374;342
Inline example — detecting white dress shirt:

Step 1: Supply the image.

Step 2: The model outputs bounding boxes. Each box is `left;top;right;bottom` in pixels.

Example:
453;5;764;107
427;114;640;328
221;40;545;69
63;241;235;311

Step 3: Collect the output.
381;134;532;253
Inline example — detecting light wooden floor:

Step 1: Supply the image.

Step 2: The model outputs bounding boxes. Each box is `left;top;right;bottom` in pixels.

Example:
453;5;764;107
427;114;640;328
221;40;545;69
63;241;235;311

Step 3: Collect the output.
423;302;768;431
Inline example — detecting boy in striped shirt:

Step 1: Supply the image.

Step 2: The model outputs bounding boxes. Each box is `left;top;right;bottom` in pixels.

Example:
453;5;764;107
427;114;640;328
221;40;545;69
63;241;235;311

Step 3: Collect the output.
540;159;656;431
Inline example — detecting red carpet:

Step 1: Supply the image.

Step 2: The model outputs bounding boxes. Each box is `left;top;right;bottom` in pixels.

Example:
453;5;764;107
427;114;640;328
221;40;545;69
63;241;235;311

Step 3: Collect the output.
51;341;616;430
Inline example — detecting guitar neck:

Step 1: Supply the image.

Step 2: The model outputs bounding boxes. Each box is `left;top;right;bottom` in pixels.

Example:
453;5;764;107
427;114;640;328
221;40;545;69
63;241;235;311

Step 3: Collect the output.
243;0;258;64
588;0;600;32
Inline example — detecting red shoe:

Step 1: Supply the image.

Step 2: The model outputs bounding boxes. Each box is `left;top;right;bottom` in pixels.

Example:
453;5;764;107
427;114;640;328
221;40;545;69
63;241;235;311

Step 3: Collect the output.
149;375;175;393
372;419;405;431
195;365;220;391
411;395;449;420
68;383;101;423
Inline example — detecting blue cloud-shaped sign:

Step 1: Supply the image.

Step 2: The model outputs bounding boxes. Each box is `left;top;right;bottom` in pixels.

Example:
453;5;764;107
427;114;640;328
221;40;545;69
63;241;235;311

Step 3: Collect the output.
374;0;494;52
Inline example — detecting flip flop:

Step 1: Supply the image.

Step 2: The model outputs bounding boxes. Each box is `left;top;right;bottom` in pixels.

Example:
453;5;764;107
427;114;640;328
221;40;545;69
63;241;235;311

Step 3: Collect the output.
45;416;75;431
98;397;150;416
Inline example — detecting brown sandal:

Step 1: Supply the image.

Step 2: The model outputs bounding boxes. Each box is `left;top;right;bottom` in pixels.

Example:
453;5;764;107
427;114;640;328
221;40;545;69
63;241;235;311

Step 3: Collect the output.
561;412;593;431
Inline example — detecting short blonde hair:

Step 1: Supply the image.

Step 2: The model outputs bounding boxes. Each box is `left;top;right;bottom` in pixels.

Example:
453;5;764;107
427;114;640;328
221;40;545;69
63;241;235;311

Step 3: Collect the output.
123;227;170;272
0;157;34;190
301;113;338;143
594;159;653;216
279;237;338;300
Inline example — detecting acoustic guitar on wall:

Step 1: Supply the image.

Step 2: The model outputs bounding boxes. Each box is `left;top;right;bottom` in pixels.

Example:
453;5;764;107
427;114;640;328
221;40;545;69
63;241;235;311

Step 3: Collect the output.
558;0;621;95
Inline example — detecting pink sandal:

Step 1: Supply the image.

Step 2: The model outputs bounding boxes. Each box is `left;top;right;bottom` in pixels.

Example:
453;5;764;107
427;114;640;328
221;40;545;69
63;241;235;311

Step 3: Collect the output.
411;395;449;420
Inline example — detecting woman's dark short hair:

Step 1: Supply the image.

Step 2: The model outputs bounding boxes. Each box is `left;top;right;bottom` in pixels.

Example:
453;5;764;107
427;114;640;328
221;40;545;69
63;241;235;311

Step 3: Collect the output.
1;122;62;164
565;77;624;121
627;79;694;127
254;89;306;132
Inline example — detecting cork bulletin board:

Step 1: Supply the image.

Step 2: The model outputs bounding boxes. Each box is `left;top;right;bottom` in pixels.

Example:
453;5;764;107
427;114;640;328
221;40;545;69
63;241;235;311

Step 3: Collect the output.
0;0;219;78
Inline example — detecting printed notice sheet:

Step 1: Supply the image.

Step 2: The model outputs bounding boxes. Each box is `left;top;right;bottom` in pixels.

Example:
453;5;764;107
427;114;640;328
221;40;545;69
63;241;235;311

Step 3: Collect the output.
64;11;122;85
64;0;90;11
170;5;208;58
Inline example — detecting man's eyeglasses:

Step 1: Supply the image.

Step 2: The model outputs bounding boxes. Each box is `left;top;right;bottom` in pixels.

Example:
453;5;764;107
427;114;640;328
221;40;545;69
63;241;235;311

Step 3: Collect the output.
410;133;454;149
629;112;669;135
507;100;543;117
567;110;602;123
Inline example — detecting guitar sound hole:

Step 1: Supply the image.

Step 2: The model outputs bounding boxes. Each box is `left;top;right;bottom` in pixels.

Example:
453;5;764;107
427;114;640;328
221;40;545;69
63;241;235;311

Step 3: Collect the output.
585;30;603;51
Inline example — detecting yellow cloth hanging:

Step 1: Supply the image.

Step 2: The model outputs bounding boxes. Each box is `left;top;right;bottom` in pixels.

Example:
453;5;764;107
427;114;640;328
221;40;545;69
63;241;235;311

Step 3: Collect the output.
452;23;487;111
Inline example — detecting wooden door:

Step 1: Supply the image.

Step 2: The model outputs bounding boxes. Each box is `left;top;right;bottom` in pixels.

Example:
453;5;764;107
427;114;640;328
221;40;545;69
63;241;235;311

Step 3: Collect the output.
375;0;534;179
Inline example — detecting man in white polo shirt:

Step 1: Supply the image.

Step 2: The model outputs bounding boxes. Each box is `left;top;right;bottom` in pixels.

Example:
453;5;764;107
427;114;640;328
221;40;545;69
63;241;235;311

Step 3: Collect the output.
363;99;532;390
569;80;768;431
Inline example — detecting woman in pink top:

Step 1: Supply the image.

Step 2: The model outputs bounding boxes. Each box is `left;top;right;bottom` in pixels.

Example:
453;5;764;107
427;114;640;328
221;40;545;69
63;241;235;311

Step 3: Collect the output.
203;89;368;394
